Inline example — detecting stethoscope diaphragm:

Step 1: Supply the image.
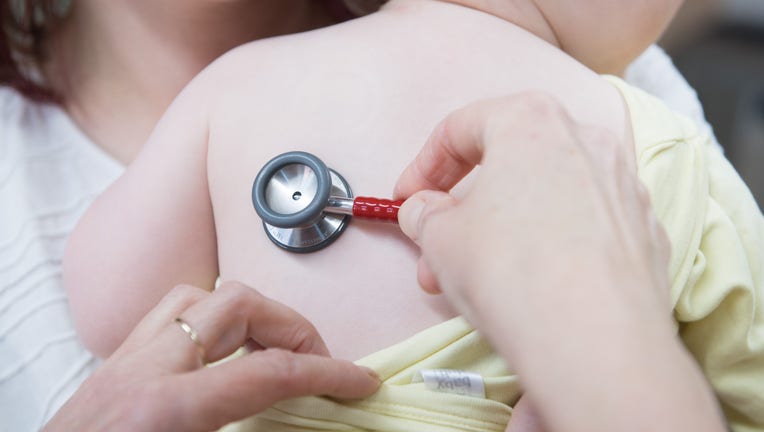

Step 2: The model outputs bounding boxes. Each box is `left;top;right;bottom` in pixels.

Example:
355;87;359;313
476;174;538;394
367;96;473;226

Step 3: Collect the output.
252;151;402;253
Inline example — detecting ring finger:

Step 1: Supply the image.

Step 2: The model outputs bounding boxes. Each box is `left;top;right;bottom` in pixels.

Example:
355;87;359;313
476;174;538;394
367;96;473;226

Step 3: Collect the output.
163;280;331;369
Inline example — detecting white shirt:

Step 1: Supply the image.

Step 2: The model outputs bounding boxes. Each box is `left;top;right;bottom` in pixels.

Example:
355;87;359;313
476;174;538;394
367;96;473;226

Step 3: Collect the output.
0;45;718;431
0;87;123;431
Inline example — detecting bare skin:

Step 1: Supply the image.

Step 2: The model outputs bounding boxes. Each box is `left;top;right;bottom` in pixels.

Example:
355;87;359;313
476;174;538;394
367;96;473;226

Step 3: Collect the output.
44;0;335;164
64;0;681;366
61;1;687;430
44;282;380;431
396;94;726;432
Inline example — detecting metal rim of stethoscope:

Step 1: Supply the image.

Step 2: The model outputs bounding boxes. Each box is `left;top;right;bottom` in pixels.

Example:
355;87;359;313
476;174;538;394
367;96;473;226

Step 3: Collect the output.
251;151;352;253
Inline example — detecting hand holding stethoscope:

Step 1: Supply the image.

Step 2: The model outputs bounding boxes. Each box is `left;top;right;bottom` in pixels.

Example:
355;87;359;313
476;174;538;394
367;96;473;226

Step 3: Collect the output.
252;151;403;252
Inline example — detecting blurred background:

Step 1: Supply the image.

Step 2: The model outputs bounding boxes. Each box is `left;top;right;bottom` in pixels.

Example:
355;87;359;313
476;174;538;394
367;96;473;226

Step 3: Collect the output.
661;0;764;208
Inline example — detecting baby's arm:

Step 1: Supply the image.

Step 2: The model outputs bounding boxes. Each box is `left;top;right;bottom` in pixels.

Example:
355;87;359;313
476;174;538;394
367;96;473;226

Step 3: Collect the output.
63;78;218;358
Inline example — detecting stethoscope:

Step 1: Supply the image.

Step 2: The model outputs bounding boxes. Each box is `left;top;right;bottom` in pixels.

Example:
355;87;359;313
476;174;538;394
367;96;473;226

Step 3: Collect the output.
252;151;403;253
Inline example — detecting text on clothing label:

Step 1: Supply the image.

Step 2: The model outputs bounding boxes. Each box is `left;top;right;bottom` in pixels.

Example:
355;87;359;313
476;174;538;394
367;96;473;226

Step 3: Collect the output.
412;369;486;399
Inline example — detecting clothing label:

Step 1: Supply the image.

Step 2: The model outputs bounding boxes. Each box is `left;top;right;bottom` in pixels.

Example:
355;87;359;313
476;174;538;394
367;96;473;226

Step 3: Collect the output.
412;369;486;399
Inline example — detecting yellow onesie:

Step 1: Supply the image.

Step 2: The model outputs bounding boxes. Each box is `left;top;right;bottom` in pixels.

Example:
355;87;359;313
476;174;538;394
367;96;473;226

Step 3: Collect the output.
228;77;764;432
608;76;764;432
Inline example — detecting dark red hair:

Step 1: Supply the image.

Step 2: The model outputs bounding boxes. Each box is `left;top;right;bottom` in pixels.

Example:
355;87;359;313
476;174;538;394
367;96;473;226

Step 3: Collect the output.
0;0;65;103
0;1;383;104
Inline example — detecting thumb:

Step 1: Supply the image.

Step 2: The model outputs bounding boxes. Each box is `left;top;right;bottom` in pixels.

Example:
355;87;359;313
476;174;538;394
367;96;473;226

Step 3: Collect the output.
398;190;457;246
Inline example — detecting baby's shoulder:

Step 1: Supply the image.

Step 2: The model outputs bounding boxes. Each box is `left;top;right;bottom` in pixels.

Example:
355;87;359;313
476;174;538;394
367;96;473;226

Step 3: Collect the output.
192;21;385;126
201;14;381;85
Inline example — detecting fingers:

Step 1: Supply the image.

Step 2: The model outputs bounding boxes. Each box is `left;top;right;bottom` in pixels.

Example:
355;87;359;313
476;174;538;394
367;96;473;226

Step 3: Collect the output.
398;190;456;245
80;282;379;432
507;396;547;432
118;284;208;354
166;281;331;366
396;94;580;297
416;257;441;295
394;96;509;199
394;92;573;199
393;113;480;200
173;349;380;431
398;190;457;294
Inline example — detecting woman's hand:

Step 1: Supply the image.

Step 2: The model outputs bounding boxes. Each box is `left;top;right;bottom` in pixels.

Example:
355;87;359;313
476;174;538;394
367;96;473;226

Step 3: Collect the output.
396;92;671;331
395;93;725;432
44;281;380;432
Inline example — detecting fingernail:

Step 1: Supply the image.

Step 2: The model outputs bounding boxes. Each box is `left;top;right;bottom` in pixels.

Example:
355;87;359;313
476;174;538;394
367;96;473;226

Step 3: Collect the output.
360;366;381;382
404;196;426;225
398;196;426;243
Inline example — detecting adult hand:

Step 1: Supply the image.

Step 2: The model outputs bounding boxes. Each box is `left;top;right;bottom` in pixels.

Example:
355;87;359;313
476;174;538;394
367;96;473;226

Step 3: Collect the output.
44;281;380;432
395;93;725;432
395;93;670;329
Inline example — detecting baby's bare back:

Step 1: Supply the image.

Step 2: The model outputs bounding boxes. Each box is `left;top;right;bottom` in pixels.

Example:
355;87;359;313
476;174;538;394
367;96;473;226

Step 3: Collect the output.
205;2;628;360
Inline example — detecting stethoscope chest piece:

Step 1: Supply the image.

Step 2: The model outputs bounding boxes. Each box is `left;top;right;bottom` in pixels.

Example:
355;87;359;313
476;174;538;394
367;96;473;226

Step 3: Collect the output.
252;151;352;253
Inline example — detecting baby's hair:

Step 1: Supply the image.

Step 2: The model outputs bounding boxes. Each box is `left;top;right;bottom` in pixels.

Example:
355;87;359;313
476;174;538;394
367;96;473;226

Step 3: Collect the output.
323;0;387;21
341;0;387;16
0;0;68;103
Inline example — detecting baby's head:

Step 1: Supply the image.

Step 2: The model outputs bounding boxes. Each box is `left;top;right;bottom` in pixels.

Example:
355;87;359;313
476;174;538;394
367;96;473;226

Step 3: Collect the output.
536;0;685;74
438;0;684;75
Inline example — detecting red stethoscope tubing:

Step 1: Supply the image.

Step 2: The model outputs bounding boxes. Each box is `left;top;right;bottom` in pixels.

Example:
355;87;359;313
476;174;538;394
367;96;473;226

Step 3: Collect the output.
350;197;404;221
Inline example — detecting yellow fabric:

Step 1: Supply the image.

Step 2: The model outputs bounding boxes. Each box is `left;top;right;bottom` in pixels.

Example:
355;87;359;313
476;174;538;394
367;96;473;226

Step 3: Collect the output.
606;76;764;432
227;77;764;432
228;317;518;432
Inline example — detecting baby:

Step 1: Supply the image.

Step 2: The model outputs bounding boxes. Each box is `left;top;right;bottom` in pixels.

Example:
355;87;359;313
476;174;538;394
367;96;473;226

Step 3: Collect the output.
64;0;764;430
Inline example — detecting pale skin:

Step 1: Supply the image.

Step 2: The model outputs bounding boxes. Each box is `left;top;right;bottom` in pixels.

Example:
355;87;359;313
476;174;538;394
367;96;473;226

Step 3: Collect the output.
395;94;726;432
65;0;683;356
43;281;380;431
63;0;684;428
45;0;336;164
47;96;725;432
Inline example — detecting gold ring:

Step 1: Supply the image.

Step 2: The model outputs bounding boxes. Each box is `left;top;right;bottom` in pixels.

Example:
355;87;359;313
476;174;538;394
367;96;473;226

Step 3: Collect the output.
174;317;207;366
